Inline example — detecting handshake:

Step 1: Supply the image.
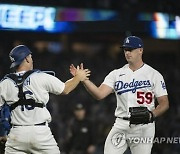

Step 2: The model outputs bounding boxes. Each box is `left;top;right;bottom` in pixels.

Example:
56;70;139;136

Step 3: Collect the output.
69;63;91;82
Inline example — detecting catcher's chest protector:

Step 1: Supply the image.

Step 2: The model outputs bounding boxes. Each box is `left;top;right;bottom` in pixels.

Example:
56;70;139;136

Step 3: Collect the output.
4;70;44;111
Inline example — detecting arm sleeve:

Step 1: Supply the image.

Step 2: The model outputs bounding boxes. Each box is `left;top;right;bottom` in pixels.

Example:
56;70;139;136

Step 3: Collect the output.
153;71;168;97
102;70;116;89
0;84;5;108
42;73;65;95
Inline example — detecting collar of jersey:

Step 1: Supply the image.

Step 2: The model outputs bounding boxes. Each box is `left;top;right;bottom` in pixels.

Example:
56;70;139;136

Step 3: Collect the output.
15;71;26;76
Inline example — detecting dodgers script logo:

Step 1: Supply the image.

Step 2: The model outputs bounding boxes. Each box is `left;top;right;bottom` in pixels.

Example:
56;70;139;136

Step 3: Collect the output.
114;79;151;95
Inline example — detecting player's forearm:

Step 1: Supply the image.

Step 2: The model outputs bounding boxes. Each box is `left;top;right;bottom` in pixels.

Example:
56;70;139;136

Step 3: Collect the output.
152;96;169;117
63;76;81;95
152;103;169;117
82;80;102;100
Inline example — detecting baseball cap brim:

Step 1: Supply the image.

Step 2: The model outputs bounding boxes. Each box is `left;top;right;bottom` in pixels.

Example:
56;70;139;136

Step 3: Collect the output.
120;45;136;49
10;60;22;68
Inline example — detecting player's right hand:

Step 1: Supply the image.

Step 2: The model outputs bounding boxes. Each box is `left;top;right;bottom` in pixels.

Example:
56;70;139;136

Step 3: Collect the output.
70;63;90;81
75;64;91;81
69;63;84;77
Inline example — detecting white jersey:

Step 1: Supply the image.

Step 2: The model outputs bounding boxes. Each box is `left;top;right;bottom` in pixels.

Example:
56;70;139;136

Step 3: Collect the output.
0;71;65;125
103;64;168;118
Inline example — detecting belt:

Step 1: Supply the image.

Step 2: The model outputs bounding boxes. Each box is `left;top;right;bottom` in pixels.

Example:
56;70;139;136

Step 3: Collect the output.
12;122;46;127
117;117;130;121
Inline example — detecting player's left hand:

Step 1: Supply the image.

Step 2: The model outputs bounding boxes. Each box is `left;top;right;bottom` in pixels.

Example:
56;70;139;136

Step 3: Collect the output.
69;64;77;76
129;107;155;125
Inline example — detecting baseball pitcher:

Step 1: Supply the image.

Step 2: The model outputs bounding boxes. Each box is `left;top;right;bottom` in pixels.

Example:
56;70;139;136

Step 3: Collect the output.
70;36;169;154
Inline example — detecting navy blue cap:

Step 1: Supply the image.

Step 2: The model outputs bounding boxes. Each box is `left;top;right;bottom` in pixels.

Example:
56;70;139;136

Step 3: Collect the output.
121;36;143;49
9;45;32;68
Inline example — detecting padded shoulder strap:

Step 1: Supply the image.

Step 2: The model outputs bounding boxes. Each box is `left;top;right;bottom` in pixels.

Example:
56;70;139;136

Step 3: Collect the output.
22;70;37;82
5;69;39;85
4;73;18;84
3;69;44;111
42;70;55;76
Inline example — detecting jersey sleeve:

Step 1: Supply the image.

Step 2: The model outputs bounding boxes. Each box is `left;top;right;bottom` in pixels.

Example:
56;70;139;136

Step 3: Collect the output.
153;71;168;97
102;70;116;89
0;97;4;108
0;86;4;108
42;73;65;95
0;80;12;107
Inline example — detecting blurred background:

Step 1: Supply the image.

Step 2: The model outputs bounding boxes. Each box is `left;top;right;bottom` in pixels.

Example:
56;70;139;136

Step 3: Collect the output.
0;0;180;154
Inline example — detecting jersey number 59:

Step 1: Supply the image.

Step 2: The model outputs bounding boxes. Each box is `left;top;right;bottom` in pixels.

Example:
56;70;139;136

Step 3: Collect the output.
137;91;153;104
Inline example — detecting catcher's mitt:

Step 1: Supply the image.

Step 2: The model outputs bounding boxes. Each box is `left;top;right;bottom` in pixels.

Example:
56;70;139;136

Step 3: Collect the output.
0;103;11;136
129;107;155;125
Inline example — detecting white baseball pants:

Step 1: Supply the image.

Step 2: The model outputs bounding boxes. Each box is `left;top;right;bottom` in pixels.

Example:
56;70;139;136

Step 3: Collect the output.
104;118;155;154
5;125;60;154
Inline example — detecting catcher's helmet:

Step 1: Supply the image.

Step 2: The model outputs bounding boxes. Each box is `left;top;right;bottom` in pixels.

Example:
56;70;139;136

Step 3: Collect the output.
9;45;32;68
121;36;143;49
